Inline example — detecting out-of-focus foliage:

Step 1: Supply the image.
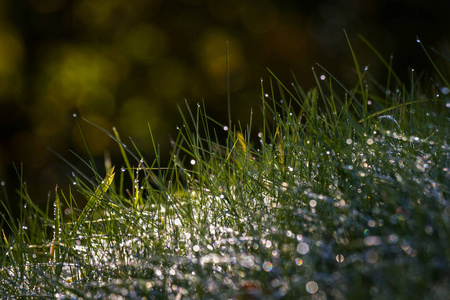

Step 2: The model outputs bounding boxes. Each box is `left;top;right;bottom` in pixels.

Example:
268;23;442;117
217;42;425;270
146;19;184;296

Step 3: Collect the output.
0;0;449;202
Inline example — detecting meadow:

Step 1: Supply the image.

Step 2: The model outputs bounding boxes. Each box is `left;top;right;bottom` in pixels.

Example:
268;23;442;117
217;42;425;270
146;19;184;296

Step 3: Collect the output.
0;37;449;299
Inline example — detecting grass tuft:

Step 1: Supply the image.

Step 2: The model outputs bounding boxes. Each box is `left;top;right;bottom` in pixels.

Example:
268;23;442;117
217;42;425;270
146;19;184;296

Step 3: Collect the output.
1;40;449;299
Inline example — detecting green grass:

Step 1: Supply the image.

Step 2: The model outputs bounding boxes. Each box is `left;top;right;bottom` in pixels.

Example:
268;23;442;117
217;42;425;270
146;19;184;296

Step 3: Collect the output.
1;38;449;299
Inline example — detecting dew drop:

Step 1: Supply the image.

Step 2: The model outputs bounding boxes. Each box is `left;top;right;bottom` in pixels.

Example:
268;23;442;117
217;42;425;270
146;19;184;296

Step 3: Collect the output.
223;126;228;131
73;113;77;118
297;242;309;254
306;281;318;294
320;74;326;80
262;261;273;272
336;254;345;263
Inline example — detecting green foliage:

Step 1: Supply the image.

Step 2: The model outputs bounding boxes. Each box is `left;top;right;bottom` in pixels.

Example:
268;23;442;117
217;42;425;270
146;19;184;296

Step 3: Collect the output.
0;41;449;299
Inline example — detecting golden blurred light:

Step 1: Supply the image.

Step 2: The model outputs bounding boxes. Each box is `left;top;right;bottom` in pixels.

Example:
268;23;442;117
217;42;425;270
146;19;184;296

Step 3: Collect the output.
117;97;167;151
195;30;249;94
0;26;24;99
208;0;243;22
148;59;187;98
72;116;113;156
30;99;69;139
240;0;278;34
30;0;67;13
42;45;120;112
76;86;116;119
75;0;126;30
74;0;159;31
119;23;167;63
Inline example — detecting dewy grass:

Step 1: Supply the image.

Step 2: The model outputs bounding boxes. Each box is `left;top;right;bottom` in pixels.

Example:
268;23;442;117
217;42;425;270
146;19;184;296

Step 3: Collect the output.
1;39;449;299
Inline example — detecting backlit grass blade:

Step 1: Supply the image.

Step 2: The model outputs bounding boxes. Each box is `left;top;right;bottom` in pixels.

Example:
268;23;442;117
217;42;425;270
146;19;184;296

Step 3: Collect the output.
74;115;99;177
113;127;135;186
52;186;62;276
70;167;115;237
359;35;403;87
358;98;434;123
416;37;450;88
344;30;369;125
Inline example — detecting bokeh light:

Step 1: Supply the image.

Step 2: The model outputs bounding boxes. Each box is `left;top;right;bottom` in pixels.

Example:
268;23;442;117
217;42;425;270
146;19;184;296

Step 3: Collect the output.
0;0;448;203
262;261;273;272
305;281;318;294
0;26;23;100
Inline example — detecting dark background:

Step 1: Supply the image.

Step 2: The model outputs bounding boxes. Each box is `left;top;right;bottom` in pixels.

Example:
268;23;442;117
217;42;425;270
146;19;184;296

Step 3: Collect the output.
0;0;449;209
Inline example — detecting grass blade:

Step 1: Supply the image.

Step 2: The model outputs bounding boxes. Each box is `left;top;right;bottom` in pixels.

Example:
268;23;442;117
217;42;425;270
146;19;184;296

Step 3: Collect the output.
70;167;115;237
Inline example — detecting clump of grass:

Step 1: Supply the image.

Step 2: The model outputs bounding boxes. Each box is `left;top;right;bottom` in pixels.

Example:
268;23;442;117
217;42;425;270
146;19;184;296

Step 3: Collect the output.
1;38;449;299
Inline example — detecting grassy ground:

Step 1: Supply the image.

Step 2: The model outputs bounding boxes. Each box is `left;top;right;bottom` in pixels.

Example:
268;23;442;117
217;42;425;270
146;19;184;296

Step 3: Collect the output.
1;38;449;299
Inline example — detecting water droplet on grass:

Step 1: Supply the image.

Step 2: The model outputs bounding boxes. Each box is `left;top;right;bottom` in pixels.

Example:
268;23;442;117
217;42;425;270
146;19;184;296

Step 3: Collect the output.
306;281;318;294
297;242;309;254
366;250;378;263
262;261;273;272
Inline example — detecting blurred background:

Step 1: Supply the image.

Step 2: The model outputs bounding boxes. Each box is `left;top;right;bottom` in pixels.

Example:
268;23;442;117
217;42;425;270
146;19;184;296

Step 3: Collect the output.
0;0;449;208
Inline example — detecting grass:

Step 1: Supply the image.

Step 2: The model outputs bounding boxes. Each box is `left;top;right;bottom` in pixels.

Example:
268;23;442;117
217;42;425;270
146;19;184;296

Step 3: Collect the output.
0;38;449;299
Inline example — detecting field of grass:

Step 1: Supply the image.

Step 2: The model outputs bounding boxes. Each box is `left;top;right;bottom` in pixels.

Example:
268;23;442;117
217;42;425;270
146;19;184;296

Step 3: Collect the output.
1;38;449;299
